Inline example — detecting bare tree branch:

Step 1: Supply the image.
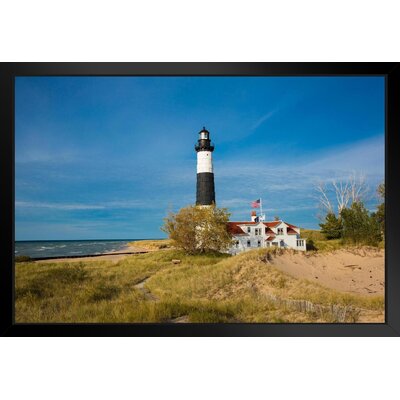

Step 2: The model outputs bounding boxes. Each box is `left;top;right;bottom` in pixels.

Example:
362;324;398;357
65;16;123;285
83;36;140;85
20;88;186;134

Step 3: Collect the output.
348;173;368;203
315;173;369;216
315;182;334;214
332;179;351;213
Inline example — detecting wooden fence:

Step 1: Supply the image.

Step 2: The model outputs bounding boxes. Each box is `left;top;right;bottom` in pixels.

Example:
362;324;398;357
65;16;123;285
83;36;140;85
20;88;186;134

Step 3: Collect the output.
265;293;361;322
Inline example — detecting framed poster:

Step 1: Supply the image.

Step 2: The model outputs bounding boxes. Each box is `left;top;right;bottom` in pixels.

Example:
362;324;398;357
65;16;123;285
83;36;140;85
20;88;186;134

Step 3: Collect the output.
1;63;399;336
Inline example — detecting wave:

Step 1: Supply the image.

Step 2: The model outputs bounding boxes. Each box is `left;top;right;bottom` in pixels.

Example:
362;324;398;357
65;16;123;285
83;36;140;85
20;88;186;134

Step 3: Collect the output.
15;240;130;258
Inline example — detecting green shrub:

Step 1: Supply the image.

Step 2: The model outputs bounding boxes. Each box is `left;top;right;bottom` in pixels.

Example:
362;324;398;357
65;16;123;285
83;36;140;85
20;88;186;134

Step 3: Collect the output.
162;205;233;254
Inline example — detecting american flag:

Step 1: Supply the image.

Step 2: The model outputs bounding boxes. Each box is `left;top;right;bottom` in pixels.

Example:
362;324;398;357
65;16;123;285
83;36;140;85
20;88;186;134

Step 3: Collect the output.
251;199;261;208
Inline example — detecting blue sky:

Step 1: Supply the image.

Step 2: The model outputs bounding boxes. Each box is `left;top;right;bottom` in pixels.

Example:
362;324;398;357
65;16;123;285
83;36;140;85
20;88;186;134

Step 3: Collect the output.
15;76;384;240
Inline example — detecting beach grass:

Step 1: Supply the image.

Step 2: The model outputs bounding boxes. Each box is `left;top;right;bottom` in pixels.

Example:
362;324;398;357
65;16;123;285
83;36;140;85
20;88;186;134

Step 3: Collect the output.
15;247;384;323
129;239;174;251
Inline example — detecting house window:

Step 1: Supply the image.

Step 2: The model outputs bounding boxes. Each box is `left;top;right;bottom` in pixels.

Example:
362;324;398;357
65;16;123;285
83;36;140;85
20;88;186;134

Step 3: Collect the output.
280;240;285;247
247;240;251;247
247;227;251;233
297;239;304;247
235;241;239;248
272;242;278;246
257;240;261;247
266;242;270;247
277;228;284;235
255;228;261;235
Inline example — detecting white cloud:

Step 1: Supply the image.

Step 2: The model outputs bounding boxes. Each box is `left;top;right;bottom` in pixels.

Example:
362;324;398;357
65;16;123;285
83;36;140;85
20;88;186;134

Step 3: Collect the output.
15;201;106;210
251;109;278;130
216;134;384;184
304;134;384;175
15;199;167;211
104;200;162;209
15;145;79;164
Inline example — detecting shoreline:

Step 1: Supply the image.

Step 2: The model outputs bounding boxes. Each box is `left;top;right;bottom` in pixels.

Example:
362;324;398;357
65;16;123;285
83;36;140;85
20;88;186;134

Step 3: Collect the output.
33;243;154;263
19;239;170;263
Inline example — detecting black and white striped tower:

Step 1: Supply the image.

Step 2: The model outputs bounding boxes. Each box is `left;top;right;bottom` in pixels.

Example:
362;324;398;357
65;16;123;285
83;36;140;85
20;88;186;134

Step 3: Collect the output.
195;127;215;206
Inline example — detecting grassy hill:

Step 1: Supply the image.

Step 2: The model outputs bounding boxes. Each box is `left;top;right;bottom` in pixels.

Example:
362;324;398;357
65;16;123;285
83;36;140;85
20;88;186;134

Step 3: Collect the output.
15;246;384;323
301;229;343;251
302;228;385;250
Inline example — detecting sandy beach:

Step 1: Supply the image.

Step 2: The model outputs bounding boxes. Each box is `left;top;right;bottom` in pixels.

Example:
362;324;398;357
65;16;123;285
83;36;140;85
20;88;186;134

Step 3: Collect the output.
36;243;152;263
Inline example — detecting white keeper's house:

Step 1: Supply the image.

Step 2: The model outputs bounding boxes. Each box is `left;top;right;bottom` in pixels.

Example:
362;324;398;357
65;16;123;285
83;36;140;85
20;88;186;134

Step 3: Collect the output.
228;211;307;254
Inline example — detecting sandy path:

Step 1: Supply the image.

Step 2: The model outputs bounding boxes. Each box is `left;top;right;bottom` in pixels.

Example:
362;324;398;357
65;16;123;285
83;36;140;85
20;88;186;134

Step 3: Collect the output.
269;248;384;296
133;275;189;323
134;276;158;301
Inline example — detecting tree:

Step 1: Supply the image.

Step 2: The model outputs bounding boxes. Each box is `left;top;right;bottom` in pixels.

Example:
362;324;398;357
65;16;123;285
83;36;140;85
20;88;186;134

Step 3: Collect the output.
161;205;233;254
319;212;343;239
341;202;382;246
315;174;368;216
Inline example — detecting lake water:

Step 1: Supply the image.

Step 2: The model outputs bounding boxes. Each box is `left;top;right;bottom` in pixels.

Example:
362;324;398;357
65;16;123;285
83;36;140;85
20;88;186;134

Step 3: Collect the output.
15;240;143;258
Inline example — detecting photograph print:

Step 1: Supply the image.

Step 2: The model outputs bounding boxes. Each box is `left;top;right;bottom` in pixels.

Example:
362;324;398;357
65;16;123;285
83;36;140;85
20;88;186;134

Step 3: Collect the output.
15;75;385;324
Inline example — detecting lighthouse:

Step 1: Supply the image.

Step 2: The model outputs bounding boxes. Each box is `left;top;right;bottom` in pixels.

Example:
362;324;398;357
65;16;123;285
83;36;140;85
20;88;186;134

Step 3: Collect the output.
195;127;215;206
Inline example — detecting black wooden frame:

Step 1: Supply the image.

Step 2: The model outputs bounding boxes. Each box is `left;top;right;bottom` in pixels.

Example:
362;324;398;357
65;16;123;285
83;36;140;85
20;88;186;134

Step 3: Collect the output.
1;62;399;336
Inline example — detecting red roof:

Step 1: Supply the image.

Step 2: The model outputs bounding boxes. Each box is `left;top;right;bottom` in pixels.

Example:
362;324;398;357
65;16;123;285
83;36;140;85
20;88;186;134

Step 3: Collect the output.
263;221;280;228
228;220;299;236
266;236;276;241
227;222;248;235
229;221;289;227
228;221;296;227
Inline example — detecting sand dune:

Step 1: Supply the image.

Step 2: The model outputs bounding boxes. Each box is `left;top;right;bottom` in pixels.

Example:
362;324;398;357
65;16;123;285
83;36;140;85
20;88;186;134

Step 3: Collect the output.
269;248;384;296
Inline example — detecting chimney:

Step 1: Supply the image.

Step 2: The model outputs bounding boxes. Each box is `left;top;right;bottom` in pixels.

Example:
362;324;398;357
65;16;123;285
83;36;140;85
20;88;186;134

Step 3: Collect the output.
251;211;257;222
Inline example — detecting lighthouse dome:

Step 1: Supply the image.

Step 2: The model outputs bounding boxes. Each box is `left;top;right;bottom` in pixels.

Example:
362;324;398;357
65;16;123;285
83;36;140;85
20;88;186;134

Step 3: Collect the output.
199;127;209;140
195;126;214;152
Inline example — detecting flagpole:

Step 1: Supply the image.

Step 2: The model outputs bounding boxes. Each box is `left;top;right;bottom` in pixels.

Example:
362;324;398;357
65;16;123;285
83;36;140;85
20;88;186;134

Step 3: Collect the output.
260;197;263;221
